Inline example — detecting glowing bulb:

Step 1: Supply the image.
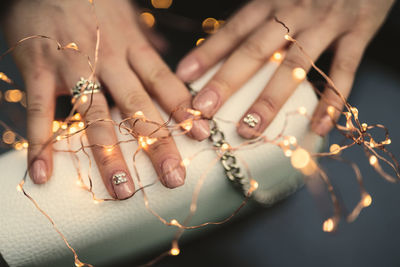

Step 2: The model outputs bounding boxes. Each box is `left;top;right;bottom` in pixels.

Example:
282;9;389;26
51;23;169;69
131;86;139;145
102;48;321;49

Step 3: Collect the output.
186;109;202;116
52;121;60;132
284;34;291;40
250;179;259;192
291;148;310;169
14;142;23;150
16;181;24;192
170;247;180;256
78;122;85;128
196;38;205;46
369;155;378;166
329;144;341;154
272;51;282;61
134;111;144;118
383;139;391;145
221;143;230;151
22;141;29;148
0;72;12;83
5;89;23;102
350;107;359;119
202;18;220;34
288;136;297;145
363;194;372;207
298;106;307;115
292;67;306;81
69;126;78;134
146;137;157;145
181;158;190;167
180;120;193;131
104;145;114;153
170;219;179;226
61;123;68;130
151;0;172;9
81;95;88;103
56;136;62;141
361;123;368;132
282;139;290;147
140;12;155;28
323;218;335;232
284;149;292;157
327;106;336;118
76;180;84;187
2;130;16;144
73;113;81;121
93;199;103;204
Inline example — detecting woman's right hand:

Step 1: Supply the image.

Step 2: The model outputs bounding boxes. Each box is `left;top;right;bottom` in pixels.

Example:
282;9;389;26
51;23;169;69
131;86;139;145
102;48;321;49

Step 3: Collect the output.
2;0;210;199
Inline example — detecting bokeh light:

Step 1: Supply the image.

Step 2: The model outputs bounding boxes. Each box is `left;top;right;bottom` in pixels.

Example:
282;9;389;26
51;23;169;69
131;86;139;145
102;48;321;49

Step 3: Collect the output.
140;12;155;28
202;18;220;34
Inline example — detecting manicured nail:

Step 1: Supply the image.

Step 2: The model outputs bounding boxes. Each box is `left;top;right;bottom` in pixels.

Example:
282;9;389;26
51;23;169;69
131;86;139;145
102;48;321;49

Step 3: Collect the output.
190;119;210;141
312;115;332;137
193;90;219;117
111;171;134;200
176;57;200;82
31;159;47;184
161;158;185;188
237;113;262;139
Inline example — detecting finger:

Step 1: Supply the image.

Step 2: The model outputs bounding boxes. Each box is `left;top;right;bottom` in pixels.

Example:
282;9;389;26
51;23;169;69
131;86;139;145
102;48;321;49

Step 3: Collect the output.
74;79;135;200
176;0;272;82
25;70;56;184
237;24;340;139
127;42;210;141
100;66;186;189
311;33;368;136
191;9;304;119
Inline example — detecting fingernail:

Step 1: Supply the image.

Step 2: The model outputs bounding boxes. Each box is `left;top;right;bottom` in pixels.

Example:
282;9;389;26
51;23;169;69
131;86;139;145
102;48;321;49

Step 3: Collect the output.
190;119;210;141
312;115;332;137
161;158;185;188
237;113;262;139
193;90;219;117
111;171;134;200
31;159;48;184
176;57;200;82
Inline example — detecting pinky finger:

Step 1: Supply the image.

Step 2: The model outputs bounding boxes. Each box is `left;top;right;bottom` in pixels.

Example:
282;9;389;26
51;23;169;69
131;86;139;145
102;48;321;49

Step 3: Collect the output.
311;33;368;136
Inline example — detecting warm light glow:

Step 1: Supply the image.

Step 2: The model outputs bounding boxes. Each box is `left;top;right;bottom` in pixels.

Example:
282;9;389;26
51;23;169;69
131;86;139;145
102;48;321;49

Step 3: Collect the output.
93;199;103;204
186;108;201;116
329;144;341;154
351;107;359;119
78;122;85;128
61;122;68;130
137;136;157;149
298;106;307;115
363;194;372;207
151;0;172;9
249;179;259;193
14;142;23;150
64;42;79;51
361;123;368;131
0;72;12;83
2;130;16;144
16;181;24;192
292;67;306;81
22;141;29;148
284;34;291;41
73;113;81;121
170;246;180;256
221;143;230;151
56;136;62;141
196;38;205;46
140;12;155;28
284;149;292;157
134;111;144;118
272;51;282;61
76;180;84;187
5;89;23;102
52;121;60;132
327;106;336;118
383;139;391;145
291;148;310;169
181;158;190;167
369;155;378;166
104;145;114;153
282;139;290;147
288;136;297;145
69;126;78;134
180;119;193;131
202;17;220;34
170;219;179;226
81;95;88;103
323;218;335;232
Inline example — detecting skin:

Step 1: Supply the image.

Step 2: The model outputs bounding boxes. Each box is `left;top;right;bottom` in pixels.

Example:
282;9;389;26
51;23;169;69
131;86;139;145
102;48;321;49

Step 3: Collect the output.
176;0;395;138
1;0;211;199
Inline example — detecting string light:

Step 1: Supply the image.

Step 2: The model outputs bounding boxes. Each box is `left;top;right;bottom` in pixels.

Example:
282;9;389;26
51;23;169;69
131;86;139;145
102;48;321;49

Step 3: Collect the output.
322;218;336;232
196;38;205;46
2;130;16;144
272;51;283;61
297;106;307;115
5;89;23;102
292;67;306;81
202;18;220;34
151;0;172;9
140;12;155;28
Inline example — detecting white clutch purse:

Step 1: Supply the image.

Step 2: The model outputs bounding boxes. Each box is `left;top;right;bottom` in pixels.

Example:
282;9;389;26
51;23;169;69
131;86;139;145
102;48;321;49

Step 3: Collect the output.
0;61;323;267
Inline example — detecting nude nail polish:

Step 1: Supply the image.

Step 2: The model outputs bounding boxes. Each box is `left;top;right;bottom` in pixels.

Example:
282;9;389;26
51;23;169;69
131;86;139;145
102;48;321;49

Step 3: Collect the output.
161;158;185;188
193;90;219;117
190;119;210;141
176;57;200;82
111;171;134;200
237;113;262;139
31;159;47;184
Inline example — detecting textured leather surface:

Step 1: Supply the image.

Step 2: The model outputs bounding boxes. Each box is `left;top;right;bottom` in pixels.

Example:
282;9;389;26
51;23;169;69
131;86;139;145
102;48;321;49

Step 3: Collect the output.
0;61;323;267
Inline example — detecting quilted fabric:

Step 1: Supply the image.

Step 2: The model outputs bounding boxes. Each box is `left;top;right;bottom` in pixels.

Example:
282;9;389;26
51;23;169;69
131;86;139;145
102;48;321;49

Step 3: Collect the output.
0;61;323;266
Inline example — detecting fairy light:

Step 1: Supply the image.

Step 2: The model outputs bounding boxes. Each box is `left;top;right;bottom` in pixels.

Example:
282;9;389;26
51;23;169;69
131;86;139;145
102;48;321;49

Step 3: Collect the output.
5;89;23;102
78;122;85;128
73;113;81;121
104;145;114;153
327;106;336;118
288;136;297;145
196;38;205;46
361;123;368;132
292;67;306;81
369;155;378;166
297;106;307;115
291;148;316;176
69;126;78;134
22;141;29;148
249;179;259;194
140;12;155;28
56;136;62;141
284;149;292;157
272;51;283;61
170;219;179;226
16;181;24;192
151;0;172;9
14;142;23;150
322;218;335;232
180;119;193;131
61;123;68;130
186;108;201;117
2;130;16;144
52;121;61;132
181;158;191;167
221;143;230;151
170;241;180;256
363;194;372;207
81;95;88;103
329;144;341;154
202;18;220;34
0;72;12;83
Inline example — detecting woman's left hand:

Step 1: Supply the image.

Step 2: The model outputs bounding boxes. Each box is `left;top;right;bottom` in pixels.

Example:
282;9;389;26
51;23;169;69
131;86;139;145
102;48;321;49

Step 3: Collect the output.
176;0;395;138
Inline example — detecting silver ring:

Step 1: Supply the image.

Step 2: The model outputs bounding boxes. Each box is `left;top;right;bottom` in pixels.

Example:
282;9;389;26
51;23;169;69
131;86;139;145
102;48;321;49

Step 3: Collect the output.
72;77;102;100
243;114;259;128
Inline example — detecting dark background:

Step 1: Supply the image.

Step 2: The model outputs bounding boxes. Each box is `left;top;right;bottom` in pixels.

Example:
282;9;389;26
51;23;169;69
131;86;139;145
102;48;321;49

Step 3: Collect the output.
1;1;400;266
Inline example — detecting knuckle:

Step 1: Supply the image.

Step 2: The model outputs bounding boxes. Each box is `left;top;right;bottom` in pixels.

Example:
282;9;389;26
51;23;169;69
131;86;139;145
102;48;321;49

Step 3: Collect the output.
333;54;360;75
147;66;171;88
85;102;109;121
240;39;267;61
119;91;151;116
258;94;277;115
27;98;50;118
211;76;232;93
98;152;118;167
281;53;309;71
